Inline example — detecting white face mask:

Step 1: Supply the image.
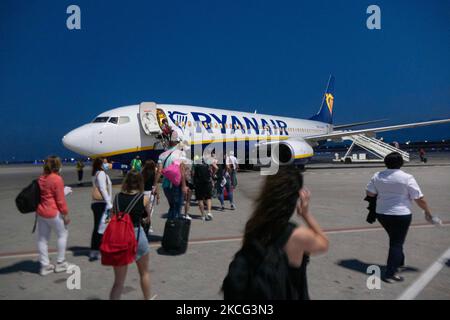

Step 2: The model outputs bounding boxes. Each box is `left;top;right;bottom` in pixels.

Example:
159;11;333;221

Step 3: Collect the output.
102;163;109;171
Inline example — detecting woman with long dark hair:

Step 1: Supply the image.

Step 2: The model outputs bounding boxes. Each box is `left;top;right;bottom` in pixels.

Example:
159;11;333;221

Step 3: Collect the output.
225;165;328;299
90;157;112;261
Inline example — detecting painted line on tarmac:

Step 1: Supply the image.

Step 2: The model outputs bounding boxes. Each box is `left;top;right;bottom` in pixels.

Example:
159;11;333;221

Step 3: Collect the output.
397;246;450;300
0;221;447;260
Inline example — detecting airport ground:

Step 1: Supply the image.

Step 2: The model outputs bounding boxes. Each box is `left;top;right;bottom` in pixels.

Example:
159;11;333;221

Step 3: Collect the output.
0;153;449;300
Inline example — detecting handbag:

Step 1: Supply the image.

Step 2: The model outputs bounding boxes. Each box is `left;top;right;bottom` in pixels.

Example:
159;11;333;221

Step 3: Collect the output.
364;195;377;224
161;150;182;186
92;171;110;201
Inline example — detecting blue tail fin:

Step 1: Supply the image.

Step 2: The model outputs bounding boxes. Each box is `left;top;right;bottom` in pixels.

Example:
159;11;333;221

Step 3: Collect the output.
309;75;334;124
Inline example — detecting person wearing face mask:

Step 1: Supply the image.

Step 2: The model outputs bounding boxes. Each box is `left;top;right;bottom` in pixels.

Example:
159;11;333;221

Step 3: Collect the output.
90;157;113;261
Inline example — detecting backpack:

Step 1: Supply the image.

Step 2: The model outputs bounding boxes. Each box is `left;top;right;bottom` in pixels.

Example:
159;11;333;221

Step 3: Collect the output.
100;193;143;266
222;223;298;300
15;179;41;214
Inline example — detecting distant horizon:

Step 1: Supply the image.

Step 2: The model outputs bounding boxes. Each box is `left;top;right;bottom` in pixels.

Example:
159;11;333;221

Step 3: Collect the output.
2;137;450;163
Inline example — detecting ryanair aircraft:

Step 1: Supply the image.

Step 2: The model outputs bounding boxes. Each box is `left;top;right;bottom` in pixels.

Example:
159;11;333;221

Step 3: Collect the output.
62;76;450;167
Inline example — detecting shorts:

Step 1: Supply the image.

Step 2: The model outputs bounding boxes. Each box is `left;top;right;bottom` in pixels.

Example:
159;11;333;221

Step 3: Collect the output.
195;184;212;200
135;226;150;261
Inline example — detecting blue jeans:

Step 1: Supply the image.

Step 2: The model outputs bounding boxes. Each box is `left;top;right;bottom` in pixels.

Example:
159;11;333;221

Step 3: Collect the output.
163;185;183;219
218;183;234;206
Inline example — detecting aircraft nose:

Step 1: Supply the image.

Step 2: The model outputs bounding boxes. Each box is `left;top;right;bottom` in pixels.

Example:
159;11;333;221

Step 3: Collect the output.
62;126;93;155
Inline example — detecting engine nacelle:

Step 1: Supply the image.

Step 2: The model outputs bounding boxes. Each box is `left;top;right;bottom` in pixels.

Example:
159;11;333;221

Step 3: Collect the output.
272;139;314;165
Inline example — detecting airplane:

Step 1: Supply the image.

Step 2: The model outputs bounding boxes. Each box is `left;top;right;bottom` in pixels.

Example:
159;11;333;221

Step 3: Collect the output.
62;76;450;168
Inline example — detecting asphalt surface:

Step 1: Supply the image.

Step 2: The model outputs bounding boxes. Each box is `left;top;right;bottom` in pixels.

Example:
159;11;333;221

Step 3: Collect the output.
0;156;449;300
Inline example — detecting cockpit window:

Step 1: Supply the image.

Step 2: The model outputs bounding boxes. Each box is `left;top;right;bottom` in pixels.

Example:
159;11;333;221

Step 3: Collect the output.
108;117;118;124
118;116;130;124
92;117;109;123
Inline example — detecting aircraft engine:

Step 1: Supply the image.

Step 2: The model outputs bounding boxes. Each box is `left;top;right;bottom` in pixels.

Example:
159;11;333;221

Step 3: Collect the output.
271;139;314;165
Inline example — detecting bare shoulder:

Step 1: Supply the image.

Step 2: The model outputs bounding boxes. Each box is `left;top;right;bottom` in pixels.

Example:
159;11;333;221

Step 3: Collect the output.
284;227;307;268
291;226;315;243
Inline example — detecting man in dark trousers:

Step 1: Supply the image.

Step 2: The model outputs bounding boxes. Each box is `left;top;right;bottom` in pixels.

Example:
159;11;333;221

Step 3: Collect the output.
76;159;84;185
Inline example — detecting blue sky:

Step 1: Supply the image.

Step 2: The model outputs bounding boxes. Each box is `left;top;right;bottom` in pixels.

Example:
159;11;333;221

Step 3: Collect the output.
0;0;449;161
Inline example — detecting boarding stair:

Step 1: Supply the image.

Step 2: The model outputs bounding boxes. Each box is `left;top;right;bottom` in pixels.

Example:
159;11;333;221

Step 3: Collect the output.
337;134;409;163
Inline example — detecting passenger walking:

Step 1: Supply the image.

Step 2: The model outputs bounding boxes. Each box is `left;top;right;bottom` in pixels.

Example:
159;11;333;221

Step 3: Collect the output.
90;158;113;261
366;152;435;283
193;158;213;221
76;159;85;186
183;160;194;220
154;134;189;220
226;151;239;187
419;148;427;163
216;158;235;210
142;160;159;234
108;171;151;300
222;165;328;299
131;155;143;172
36;156;73;276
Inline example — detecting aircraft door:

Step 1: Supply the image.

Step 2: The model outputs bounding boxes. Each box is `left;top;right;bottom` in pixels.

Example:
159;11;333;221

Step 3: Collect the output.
139;102;161;135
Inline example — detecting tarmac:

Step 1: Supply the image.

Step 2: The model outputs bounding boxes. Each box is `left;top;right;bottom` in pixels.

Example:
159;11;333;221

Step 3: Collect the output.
0;154;449;300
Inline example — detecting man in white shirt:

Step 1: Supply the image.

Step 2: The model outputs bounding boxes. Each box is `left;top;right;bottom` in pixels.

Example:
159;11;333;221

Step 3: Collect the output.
226;151;239;187
366;152;434;283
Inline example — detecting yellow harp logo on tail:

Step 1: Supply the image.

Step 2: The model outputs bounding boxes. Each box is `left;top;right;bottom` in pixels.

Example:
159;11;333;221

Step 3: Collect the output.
325;93;334;114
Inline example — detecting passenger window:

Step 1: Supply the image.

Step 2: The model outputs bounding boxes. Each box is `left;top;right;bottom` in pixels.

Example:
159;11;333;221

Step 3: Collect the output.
118;116;130;124
108;117;118;124
92;117;109;123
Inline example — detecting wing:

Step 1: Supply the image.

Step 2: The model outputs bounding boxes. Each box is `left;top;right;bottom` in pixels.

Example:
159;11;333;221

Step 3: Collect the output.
333;119;388;130
305;118;450;142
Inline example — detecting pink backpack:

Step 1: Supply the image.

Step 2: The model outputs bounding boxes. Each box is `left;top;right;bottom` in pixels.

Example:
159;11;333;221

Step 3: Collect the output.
161;152;182;186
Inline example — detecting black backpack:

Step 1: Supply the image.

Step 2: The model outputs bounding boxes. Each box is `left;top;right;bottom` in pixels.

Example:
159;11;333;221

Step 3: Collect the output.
15;180;41;214
222;223;298;300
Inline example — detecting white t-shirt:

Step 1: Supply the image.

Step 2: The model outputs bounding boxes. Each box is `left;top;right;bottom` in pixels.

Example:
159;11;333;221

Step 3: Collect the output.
366;169;423;216
226;155;239;170
92;170;112;206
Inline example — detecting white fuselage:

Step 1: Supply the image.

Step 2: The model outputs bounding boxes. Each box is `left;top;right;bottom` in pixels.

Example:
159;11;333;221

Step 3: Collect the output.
62;104;331;161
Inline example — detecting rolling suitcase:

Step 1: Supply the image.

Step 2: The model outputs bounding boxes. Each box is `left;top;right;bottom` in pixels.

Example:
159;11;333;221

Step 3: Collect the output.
162;217;191;254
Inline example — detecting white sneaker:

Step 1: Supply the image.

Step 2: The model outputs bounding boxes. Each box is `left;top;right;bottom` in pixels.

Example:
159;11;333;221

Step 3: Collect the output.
206;213;213;221
40;264;55;276
185;214;192;220
55;261;75;273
